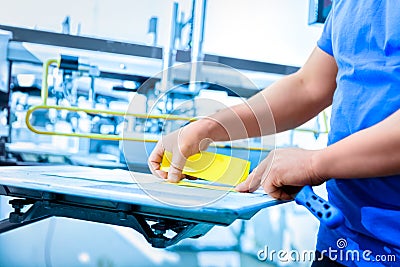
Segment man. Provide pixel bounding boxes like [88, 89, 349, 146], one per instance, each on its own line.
[148, 0, 400, 266]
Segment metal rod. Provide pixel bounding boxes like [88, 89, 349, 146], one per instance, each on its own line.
[160, 2, 179, 93]
[189, 0, 207, 92]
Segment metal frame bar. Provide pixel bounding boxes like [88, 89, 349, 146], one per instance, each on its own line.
[0, 25, 163, 60]
[203, 54, 299, 75]
[176, 50, 300, 75]
[0, 196, 213, 248]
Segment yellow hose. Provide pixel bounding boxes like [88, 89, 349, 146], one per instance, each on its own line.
[41, 59, 60, 105]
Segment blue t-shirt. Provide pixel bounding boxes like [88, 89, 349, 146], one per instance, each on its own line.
[316, 0, 400, 266]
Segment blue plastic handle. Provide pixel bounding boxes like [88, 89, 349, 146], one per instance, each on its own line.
[295, 185, 344, 229]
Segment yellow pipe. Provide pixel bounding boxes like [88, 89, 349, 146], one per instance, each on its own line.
[25, 105, 193, 141]
[294, 128, 328, 134]
[26, 105, 195, 121]
[322, 110, 329, 132]
[41, 59, 60, 105]
[28, 57, 276, 152]
[25, 105, 270, 151]
[294, 111, 330, 135]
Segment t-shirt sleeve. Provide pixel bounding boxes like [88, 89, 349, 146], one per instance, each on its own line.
[317, 11, 334, 56]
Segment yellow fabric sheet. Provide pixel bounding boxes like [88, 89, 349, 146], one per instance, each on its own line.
[160, 151, 250, 191]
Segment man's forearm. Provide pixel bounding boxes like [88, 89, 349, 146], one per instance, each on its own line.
[202, 73, 332, 142]
[314, 109, 400, 179]
[202, 47, 337, 142]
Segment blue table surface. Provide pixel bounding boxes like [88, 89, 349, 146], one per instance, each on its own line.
[0, 166, 283, 225]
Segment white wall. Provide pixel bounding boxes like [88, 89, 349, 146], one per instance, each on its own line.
[0, 0, 191, 47]
[203, 0, 323, 66]
[0, 0, 322, 66]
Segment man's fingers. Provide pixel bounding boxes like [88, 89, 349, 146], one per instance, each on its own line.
[261, 177, 296, 200]
[265, 188, 294, 200]
[167, 150, 187, 183]
[155, 170, 168, 179]
[148, 142, 164, 177]
[167, 165, 184, 182]
[235, 168, 262, 192]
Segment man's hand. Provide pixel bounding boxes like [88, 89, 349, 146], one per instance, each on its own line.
[147, 119, 214, 182]
[235, 148, 326, 200]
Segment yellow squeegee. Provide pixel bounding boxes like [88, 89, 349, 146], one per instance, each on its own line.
[160, 151, 250, 189]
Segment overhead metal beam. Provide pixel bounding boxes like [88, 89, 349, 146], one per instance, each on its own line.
[0, 25, 163, 59]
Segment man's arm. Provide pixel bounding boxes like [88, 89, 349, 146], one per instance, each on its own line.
[148, 47, 338, 182]
[205, 47, 338, 140]
[236, 108, 400, 200]
[314, 109, 400, 179]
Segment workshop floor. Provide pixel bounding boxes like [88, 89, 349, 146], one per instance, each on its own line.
[0, 217, 281, 267]
[170, 250, 276, 267]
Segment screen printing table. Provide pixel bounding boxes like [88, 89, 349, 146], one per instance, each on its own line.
[0, 166, 283, 248]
